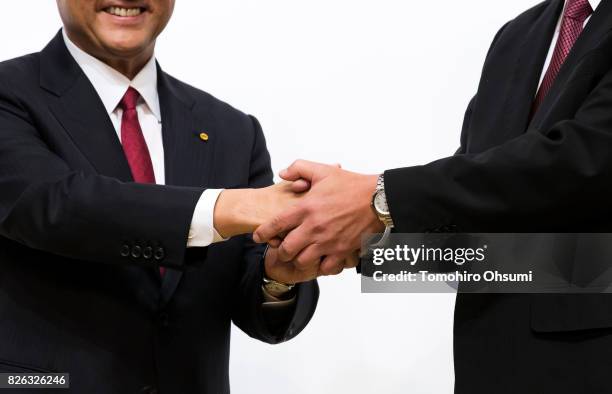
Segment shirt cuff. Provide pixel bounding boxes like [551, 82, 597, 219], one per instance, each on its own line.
[187, 189, 228, 247]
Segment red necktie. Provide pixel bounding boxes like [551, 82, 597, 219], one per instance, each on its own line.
[119, 87, 156, 184]
[119, 87, 165, 276]
[533, 0, 593, 111]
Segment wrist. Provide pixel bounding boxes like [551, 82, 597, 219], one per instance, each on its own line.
[214, 189, 259, 238]
[262, 275, 295, 299]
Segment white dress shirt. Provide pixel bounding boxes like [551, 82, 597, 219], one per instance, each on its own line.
[62, 30, 225, 248]
[537, 0, 601, 89]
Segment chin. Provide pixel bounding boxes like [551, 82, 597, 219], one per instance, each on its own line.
[100, 34, 152, 57]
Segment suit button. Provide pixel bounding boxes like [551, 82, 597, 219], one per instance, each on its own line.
[142, 246, 153, 259]
[154, 247, 165, 261]
[120, 244, 130, 257]
[131, 245, 142, 258]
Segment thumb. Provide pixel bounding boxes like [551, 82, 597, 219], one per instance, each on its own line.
[290, 179, 311, 193]
[279, 159, 325, 182]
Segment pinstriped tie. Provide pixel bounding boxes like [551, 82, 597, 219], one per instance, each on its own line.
[533, 0, 593, 111]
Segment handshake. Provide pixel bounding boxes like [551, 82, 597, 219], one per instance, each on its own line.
[213, 160, 386, 284]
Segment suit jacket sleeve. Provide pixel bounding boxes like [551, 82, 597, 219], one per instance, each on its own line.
[231, 116, 319, 344]
[0, 75, 203, 269]
[385, 63, 612, 234]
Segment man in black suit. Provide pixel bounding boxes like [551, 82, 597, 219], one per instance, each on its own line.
[0, 1, 334, 393]
[255, 0, 612, 392]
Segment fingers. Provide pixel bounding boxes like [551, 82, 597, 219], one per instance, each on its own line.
[279, 159, 319, 182]
[267, 237, 282, 248]
[343, 251, 360, 268]
[319, 255, 345, 276]
[253, 206, 302, 243]
[266, 229, 288, 248]
[298, 261, 321, 283]
[264, 248, 295, 284]
[293, 244, 324, 270]
[318, 252, 358, 277]
[290, 179, 311, 193]
[276, 226, 310, 262]
[265, 247, 321, 284]
[268, 249, 353, 283]
[279, 159, 331, 182]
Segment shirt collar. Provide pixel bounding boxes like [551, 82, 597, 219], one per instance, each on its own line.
[62, 29, 161, 121]
[555, 0, 601, 33]
[589, 0, 601, 11]
[565, 0, 601, 14]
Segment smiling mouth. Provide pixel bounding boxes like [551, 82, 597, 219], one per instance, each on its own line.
[104, 6, 146, 17]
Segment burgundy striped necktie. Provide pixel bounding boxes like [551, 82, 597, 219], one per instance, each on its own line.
[532, 0, 593, 112]
[119, 87, 165, 276]
[119, 87, 156, 184]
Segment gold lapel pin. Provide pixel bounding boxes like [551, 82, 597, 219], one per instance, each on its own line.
[198, 132, 209, 142]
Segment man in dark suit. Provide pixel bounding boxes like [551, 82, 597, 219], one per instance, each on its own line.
[0, 1, 329, 393]
[255, 0, 612, 392]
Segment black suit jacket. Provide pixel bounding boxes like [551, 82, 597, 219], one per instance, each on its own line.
[0, 31, 318, 394]
[385, 1, 612, 393]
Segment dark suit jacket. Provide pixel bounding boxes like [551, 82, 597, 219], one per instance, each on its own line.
[0, 31, 318, 394]
[384, 1, 612, 393]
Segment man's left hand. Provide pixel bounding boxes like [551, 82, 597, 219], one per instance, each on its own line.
[264, 246, 361, 284]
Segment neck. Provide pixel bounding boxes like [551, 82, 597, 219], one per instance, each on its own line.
[64, 30, 155, 80]
[101, 49, 154, 80]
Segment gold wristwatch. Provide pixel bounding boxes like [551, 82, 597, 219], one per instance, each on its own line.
[371, 174, 394, 243]
[262, 275, 295, 298]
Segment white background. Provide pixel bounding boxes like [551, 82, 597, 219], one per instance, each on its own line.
[0, 1, 537, 393]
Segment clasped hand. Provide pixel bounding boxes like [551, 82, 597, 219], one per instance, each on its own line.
[253, 160, 384, 284]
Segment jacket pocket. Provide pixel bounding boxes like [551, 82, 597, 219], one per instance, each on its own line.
[530, 294, 612, 332]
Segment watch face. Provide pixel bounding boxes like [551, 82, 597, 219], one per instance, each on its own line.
[374, 191, 390, 215]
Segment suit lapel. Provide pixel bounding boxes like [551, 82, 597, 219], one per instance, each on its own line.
[158, 67, 217, 188]
[530, 0, 612, 127]
[41, 31, 133, 182]
[501, 0, 564, 139]
[157, 68, 218, 305]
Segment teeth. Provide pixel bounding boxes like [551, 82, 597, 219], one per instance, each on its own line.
[106, 6, 142, 17]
